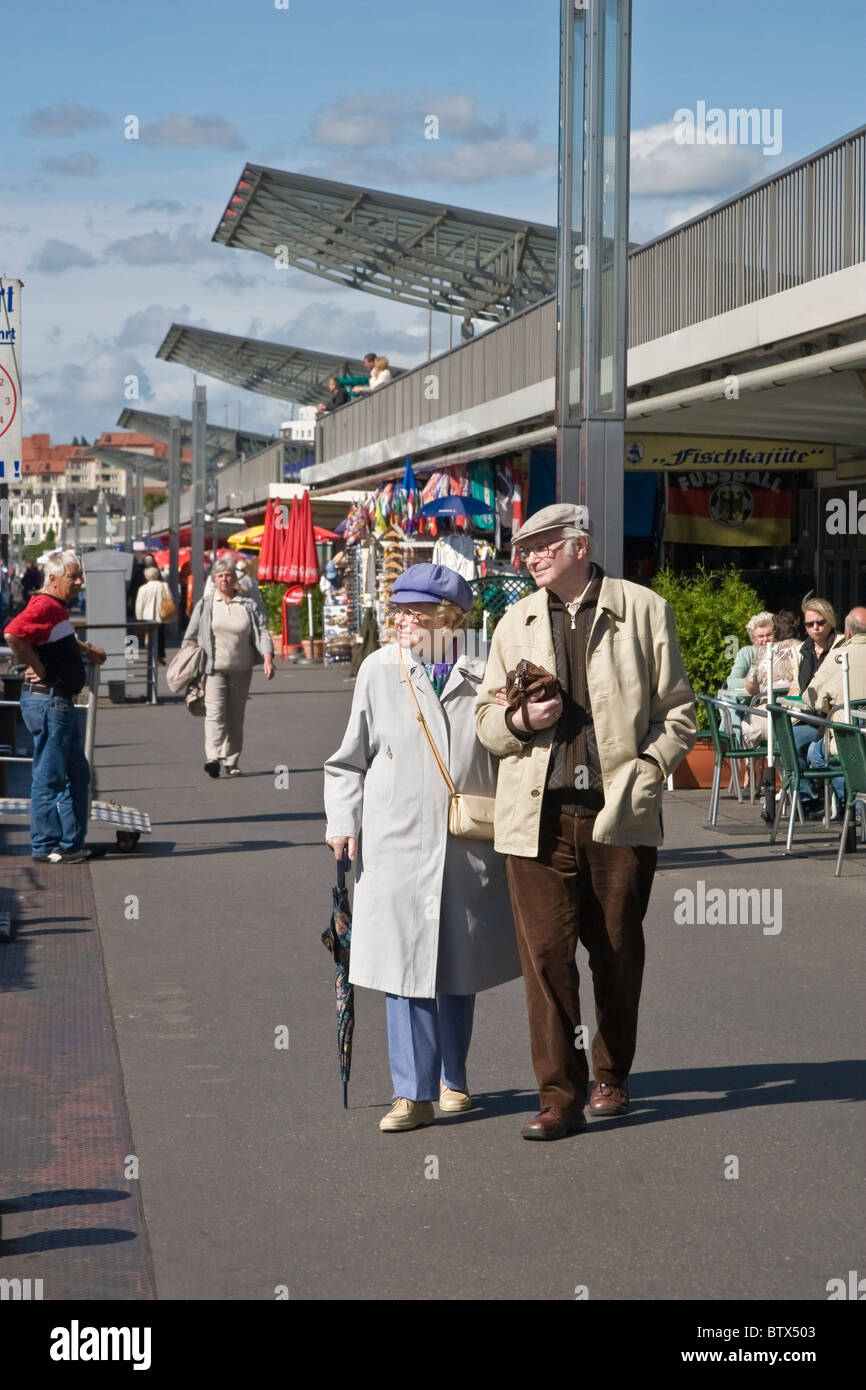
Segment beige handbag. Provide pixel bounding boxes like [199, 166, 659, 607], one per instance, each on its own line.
[398, 646, 496, 841]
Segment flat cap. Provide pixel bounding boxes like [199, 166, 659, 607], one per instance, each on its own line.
[391, 562, 474, 612]
[512, 503, 590, 545]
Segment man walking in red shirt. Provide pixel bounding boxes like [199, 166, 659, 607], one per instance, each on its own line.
[4, 551, 106, 863]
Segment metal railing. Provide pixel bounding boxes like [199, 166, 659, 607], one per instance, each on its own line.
[314, 125, 866, 471]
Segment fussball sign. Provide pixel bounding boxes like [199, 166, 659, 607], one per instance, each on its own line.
[0, 278, 22, 483]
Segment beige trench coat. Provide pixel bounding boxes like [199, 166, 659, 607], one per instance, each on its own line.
[324, 644, 520, 999]
[475, 580, 697, 855]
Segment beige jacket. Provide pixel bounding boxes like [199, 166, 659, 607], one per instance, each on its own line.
[801, 633, 866, 749]
[475, 579, 697, 854]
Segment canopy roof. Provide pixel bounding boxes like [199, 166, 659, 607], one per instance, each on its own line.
[213, 165, 556, 325]
[90, 445, 190, 485]
[156, 324, 396, 406]
[116, 408, 277, 468]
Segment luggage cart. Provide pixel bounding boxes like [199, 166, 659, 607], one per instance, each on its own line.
[0, 659, 152, 850]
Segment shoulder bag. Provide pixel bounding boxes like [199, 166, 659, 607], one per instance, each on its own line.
[160, 582, 178, 622]
[397, 645, 495, 841]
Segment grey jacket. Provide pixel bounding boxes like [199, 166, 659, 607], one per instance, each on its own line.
[185, 594, 274, 675]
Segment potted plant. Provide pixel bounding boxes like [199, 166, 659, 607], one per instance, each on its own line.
[651, 564, 763, 789]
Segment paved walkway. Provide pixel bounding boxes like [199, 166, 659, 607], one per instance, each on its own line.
[2, 662, 864, 1300]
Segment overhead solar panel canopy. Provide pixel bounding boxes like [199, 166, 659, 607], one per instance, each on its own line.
[156, 324, 392, 406]
[116, 408, 277, 468]
[90, 445, 188, 485]
[213, 166, 556, 327]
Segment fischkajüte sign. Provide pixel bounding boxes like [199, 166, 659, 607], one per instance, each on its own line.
[625, 434, 833, 472]
[0, 278, 22, 484]
[664, 471, 793, 547]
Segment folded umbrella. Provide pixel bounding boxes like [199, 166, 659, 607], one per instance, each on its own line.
[321, 850, 354, 1109]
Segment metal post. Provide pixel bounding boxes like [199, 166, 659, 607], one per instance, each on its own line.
[124, 470, 134, 549]
[168, 415, 181, 619]
[191, 383, 207, 605]
[134, 462, 144, 545]
[73, 505, 80, 554]
[427, 308, 433, 361]
[96, 495, 107, 548]
[211, 472, 219, 564]
[556, 0, 631, 576]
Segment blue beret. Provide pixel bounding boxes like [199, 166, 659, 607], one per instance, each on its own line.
[391, 563, 474, 612]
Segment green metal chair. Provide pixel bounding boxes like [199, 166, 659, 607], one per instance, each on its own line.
[697, 694, 768, 826]
[829, 721, 866, 876]
[766, 704, 840, 853]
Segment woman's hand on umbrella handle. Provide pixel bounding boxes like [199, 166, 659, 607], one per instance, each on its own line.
[327, 835, 357, 863]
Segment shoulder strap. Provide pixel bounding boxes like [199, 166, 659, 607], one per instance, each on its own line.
[397, 644, 456, 796]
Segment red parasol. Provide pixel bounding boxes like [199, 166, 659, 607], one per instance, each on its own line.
[275, 496, 298, 583]
[296, 489, 319, 586]
[258, 499, 278, 581]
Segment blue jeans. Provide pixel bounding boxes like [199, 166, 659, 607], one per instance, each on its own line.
[385, 994, 475, 1101]
[20, 692, 90, 855]
[807, 737, 847, 810]
[793, 722, 821, 800]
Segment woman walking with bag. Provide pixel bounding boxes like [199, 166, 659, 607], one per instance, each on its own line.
[324, 564, 519, 1133]
[134, 564, 174, 664]
[184, 556, 274, 777]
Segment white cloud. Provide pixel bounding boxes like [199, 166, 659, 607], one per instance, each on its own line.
[202, 270, 267, 296]
[29, 239, 98, 273]
[140, 114, 246, 150]
[130, 198, 190, 215]
[630, 120, 764, 197]
[40, 152, 100, 178]
[105, 223, 218, 267]
[23, 101, 110, 137]
[262, 301, 430, 365]
[116, 304, 205, 348]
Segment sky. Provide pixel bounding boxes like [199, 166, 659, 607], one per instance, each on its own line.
[3, 0, 864, 445]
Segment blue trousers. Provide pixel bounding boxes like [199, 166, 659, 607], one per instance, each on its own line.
[20, 692, 90, 856]
[385, 993, 475, 1102]
[793, 722, 821, 800]
[807, 737, 847, 808]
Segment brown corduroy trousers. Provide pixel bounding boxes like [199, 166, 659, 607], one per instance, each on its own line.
[506, 801, 657, 1112]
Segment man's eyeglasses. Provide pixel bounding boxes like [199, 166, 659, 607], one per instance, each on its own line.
[515, 539, 568, 563]
[804, 619, 828, 629]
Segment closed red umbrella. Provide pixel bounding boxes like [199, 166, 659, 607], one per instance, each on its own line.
[297, 490, 319, 587]
[276, 496, 298, 583]
[258, 499, 278, 581]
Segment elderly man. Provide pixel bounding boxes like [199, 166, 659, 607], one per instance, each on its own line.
[804, 606, 866, 811]
[4, 550, 106, 863]
[476, 504, 696, 1140]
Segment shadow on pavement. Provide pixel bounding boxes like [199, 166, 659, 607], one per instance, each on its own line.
[0, 1227, 138, 1255]
[1, 1188, 131, 1213]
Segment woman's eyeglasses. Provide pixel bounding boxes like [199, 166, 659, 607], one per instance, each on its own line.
[386, 606, 435, 623]
[804, 619, 828, 629]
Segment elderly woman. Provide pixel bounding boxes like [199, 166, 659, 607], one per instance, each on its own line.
[790, 597, 840, 808]
[324, 563, 520, 1133]
[134, 564, 172, 664]
[724, 611, 775, 693]
[739, 611, 801, 749]
[185, 557, 274, 778]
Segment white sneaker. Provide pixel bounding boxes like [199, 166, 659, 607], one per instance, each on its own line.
[439, 1082, 472, 1113]
[379, 1098, 435, 1132]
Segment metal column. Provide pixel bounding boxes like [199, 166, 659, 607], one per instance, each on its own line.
[124, 470, 134, 549]
[190, 383, 207, 606]
[168, 415, 181, 617]
[134, 463, 144, 546]
[556, 0, 632, 576]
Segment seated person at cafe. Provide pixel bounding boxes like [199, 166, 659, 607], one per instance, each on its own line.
[739, 612, 800, 748]
[724, 611, 775, 692]
[789, 597, 842, 806]
[804, 606, 866, 815]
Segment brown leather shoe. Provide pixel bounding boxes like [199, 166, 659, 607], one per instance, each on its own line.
[589, 1081, 629, 1116]
[521, 1107, 587, 1141]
